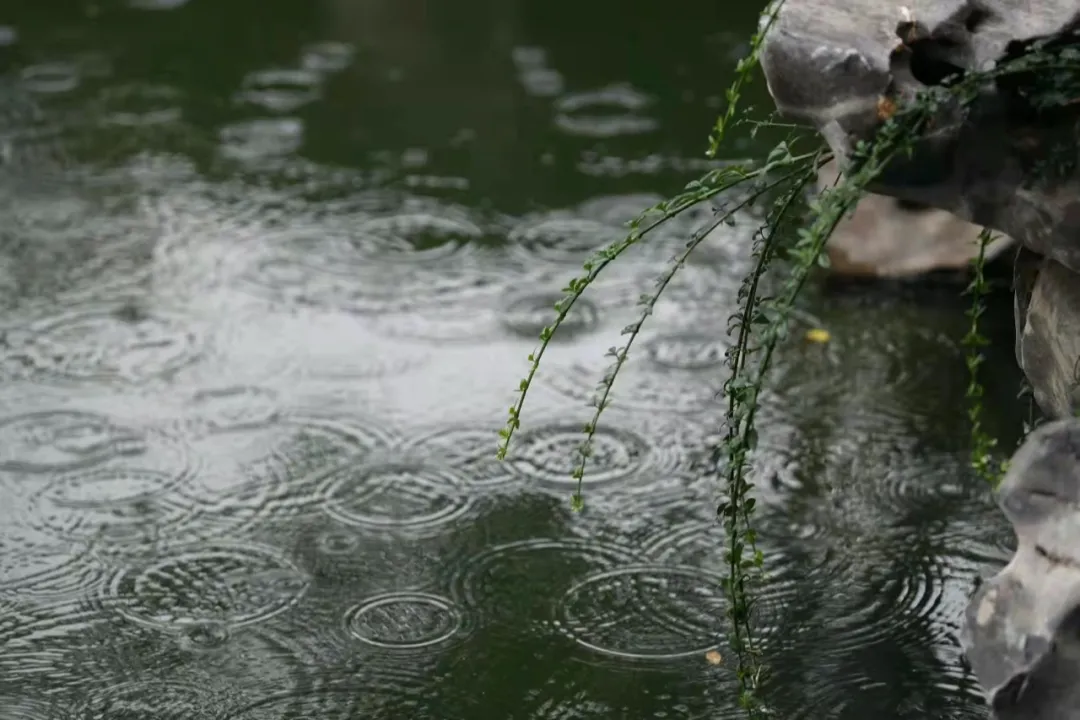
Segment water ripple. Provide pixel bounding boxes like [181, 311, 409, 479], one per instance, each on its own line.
[502, 200, 674, 304]
[300, 42, 355, 73]
[76, 679, 213, 719]
[0, 409, 144, 473]
[239, 203, 502, 317]
[0, 191, 157, 306]
[219, 118, 304, 163]
[235, 69, 322, 114]
[20, 63, 81, 95]
[96, 83, 183, 128]
[554, 84, 658, 138]
[291, 523, 462, 592]
[212, 308, 427, 387]
[447, 537, 644, 629]
[554, 564, 727, 661]
[508, 215, 627, 265]
[30, 461, 197, 548]
[771, 301, 965, 438]
[0, 407, 213, 555]
[316, 459, 476, 536]
[223, 680, 440, 720]
[0, 529, 101, 601]
[400, 425, 519, 489]
[544, 328, 728, 415]
[512, 46, 564, 98]
[504, 417, 702, 497]
[204, 414, 398, 527]
[344, 590, 470, 650]
[371, 282, 610, 344]
[100, 541, 310, 629]
[0, 698, 64, 720]
[0, 303, 203, 385]
[641, 519, 800, 642]
[186, 385, 281, 434]
[0, 601, 110, 686]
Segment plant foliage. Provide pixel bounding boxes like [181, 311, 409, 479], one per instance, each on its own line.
[496, 2, 1077, 715]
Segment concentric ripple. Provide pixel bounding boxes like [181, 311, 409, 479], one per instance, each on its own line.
[554, 564, 727, 660]
[293, 524, 460, 592]
[202, 415, 398, 527]
[344, 591, 467, 650]
[507, 215, 625, 265]
[187, 385, 281, 434]
[102, 542, 310, 629]
[371, 282, 614, 344]
[353, 210, 484, 260]
[76, 679, 210, 720]
[318, 461, 474, 534]
[234, 68, 322, 114]
[300, 42, 356, 73]
[0, 530, 101, 599]
[640, 519, 799, 639]
[770, 302, 967, 438]
[239, 205, 501, 316]
[96, 82, 182, 128]
[544, 329, 728, 415]
[400, 427, 519, 489]
[0, 410, 144, 473]
[812, 553, 950, 670]
[553, 84, 659, 138]
[504, 419, 699, 495]
[0, 187, 157, 304]
[0, 305, 202, 384]
[19, 63, 80, 95]
[3, 412, 206, 553]
[32, 464, 191, 544]
[506, 194, 675, 269]
[499, 289, 602, 340]
[448, 537, 644, 627]
[219, 118, 304, 163]
[502, 206, 667, 311]
[223, 681, 438, 720]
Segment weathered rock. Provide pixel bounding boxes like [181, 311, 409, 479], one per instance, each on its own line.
[818, 159, 1014, 277]
[963, 418, 1080, 719]
[1016, 257, 1080, 418]
[759, 0, 1080, 275]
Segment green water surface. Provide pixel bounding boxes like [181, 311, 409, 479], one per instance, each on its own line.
[0, 0, 1027, 717]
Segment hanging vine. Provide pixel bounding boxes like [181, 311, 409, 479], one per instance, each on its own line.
[497, 6, 1077, 716]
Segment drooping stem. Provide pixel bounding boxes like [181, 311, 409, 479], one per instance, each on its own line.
[963, 228, 1007, 486]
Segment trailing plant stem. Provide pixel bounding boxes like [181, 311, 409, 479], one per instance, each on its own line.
[964, 229, 1007, 486]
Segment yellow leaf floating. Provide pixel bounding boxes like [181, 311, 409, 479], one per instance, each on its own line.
[805, 328, 831, 344]
[705, 650, 724, 665]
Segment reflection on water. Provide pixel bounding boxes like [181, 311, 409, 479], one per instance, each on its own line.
[0, 0, 1023, 717]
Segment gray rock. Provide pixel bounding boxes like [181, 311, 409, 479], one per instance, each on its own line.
[758, 0, 1080, 274]
[1017, 257, 1080, 418]
[817, 158, 1014, 276]
[963, 418, 1080, 719]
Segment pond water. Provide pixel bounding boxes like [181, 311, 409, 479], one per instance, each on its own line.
[0, 0, 1029, 717]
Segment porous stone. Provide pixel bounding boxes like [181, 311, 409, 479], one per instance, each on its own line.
[1016, 257, 1080, 418]
[759, 0, 1080, 274]
[963, 418, 1080, 719]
